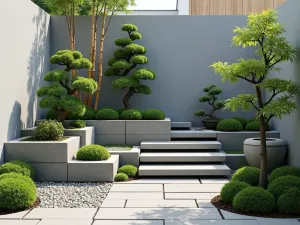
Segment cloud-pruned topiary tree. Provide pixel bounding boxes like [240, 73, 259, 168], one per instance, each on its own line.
[37, 50, 97, 122]
[211, 10, 298, 188]
[104, 24, 156, 109]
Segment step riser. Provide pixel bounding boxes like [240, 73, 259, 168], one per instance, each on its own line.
[140, 156, 226, 163]
[171, 122, 192, 129]
[141, 141, 221, 150]
[139, 170, 231, 176]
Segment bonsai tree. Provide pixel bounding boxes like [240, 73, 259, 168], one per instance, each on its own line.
[104, 24, 156, 109]
[211, 9, 298, 188]
[194, 85, 225, 121]
[37, 50, 97, 122]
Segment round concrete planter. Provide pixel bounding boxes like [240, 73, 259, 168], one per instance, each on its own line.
[243, 138, 287, 172]
[202, 119, 220, 130]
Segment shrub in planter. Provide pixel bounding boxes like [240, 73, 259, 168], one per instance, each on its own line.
[142, 109, 165, 120]
[277, 187, 300, 215]
[231, 117, 247, 128]
[67, 106, 96, 120]
[45, 109, 59, 120]
[0, 173, 36, 190]
[76, 144, 110, 161]
[120, 109, 142, 120]
[269, 166, 300, 183]
[95, 109, 119, 120]
[267, 175, 300, 199]
[217, 119, 243, 132]
[233, 187, 276, 213]
[232, 166, 260, 186]
[34, 120, 64, 141]
[115, 173, 129, 181]
[117, 108, 126, 116]
[220, 181, 250, 204]
[0, 178, 36, 211]
[0, 161, 35, 180]
[118, 165, 138, 178]
[245, 121, 270, 131]
[69, 120, 86, 128]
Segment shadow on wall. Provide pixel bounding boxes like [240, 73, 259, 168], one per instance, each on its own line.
[26, 8, 50, 127]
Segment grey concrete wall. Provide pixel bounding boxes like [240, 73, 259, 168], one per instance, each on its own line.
[271, 0, 300, 167]
[50, 15, 256, 126]
[0, 0, 50, 163]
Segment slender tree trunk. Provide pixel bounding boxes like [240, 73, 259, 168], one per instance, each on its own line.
[57, 111, 68, 123]
[123, 87, 135, 109]
[93, 6, 107, 110]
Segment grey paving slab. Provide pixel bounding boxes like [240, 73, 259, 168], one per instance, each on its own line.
[164, 184, 224, 193]
[125, 178, 200, 184]
[196, 200, 216, 208]
[0, 210, 29, 219]
[105, 192, 164, 200]
[200, 179, 229, 184]
[110, 184, 163, 192]
[125, 200, 197, 208]
[0, 221, 40, 225]
[95, 208, 222, 220]
[256, 218, 300, 225]
[101, 199, 126, 208]
[24, 208, 97, 219]
[38, 219, 93, 225]
[93, 220, 164, 225]
[165, 193, 211, 200]
[165, 220, 260, 225]
[220, 210, 255, 220]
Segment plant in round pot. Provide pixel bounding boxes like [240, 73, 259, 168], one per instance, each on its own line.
[194, 85, 225, 129]
[211, 9, 298, 188]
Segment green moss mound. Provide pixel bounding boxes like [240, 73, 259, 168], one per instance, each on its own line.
[69, 120, 86, 128]
[0, 178, 36, 211]
[118, 165, 138, 178]
[115, 173, 129, 181]
[34, 120, 64, 141]
[232, 166, 260, 186]
[0, 173, 36, 190]
[142, 109, 165, 120]
[120, 109, 142, 120]
[267, 175, 300, 199]
[233, 187, 276, 213]
[76, 144, 110, 161]
[269, 166, 300, 183]
[231, 117, 247, 128]
[277, 187, 300, 215]
[217, 119, 243, 132]
[220, 181, 250, 204]
[0, 161, 35, 180]
[95, 109, 119, 120]
[245, 121, 270, 131]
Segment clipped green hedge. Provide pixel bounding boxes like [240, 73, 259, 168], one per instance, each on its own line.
[118, 165, 138, 178]
[220, 181, 250, 204]
[0, 173, 36, 190]
[231, 117, 247, 128]
[76, 144, 110, 161]
[277, 187, 300, 215]
[120, 109, 142, 120]
[115, 173, 129, 181]
[245, 121, 270, 131]
[267, 175, 300, 199]
[269, 166, 300, 183]
[0, 161, 35, 180]
[34, 120, 64, 141]
[95, 109, 119, 120]
[217, 119, 243, 132]
[142, 109, 165, 120]
[232, 166, 260, 186]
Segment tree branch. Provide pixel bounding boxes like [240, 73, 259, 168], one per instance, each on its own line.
[104, 10, 116, 36]
[264, 89, 282, 106]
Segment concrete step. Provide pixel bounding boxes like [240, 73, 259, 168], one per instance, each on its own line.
[171, 122, 191, 130]
[139, 164, 231, 176]
[141, 141, 221, 150]
[140, 152, 226, 162]
[171, 130, 216, 139]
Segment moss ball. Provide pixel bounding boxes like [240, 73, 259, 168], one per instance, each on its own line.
[34, 120, 64, 141]
[118, 165, 138, 178]
[231, 117, 247, 128]
[220, 181, 250, 204]
[0, 161, 35, 180]
[232, 166, 260, 186]
[76, 144, 110, 161]
[142, 109, 165, 120]
[269, 166, 300, 183]
[233, 187, 276, 213]
[69, 120, 86, 128]
[217, 119, 243, 132]
[115, 173, 129, 182]
[120, 109, 142, 120]
[277, 187, 300, 215]
[95, 109, 119, 120]
[267, 175, 300, 199]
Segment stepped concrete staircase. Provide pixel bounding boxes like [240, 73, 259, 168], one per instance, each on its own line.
[138, 122, 231, 177]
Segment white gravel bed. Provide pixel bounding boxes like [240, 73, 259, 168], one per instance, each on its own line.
[105, 146, 132, 151]
[36, 182, 113, 208]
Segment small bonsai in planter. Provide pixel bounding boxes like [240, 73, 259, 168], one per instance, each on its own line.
[194, 85, 225, 129]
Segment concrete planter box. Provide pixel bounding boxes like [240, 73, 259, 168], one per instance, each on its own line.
[220, 151, 248, 170]
[216, 131, 280, 151]
[68, 155, 119, 182]
[108, 146, 140, 167]
[21, 126, 95, 147]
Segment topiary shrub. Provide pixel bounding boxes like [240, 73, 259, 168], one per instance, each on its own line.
[69, 120, 86, 128]
[118, 165, 138, 178]
[233, 187, 276, 213]
[95, 109, 119, 120]
[269, 166, 300, 183]
[245, 121, 270, 131]
[220, 181, 250, 204]
[0, 161, 35, 180]
[142, 109, 165, 120]
[115, 173, 129, 182]
[267, 175, 300, 199]
[0, 178, 36, 211]
[117, 108, 126, 116]
[216, 119, 243, 132]
[0, 173, 36, 190]
[231, 117, 247, 128]
[34, 120, 64, 141]
[277, 187, 300, 215]
[232, 166, 260, 186]
[76, 144, 110, 161]
[45, 109, 59, 120]
[120, 109, 142, 120]
[67, 106, 96, 120]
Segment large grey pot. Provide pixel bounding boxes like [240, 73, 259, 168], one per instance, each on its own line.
[243, 138, 287, 172]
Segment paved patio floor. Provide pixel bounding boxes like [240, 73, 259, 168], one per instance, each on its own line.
[1, 178, 300, 225]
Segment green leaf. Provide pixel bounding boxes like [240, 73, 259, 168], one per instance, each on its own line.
[114, 50, 129, 59]
[194, 109, 205, 117]
[131, 55, 148, 64]
[199, 96, 212, 102]
[130, 32, 142, 40]
[58, 96, 86, 115]
[115, 38, 133, 46]
[112, 77, 140, 89]
[112, 60, 131, 70]
[104, 68, 120, 77]
[72, 77, 97, 93]
[258, 79, 298, 95]
[39, 96, 59, 108]
[47, 86, 67, 97]
[122, 24, 138, 32]
[44, 70, 69, 82]
[132, 69, 156, 80]
[124, 44, 146, 55]
[225, 94, 257, 112]
[136, 85, 151, 95]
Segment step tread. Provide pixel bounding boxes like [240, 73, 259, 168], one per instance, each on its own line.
[141, 141, 221, 150]
[140, 152, 225, 157]
[171, 130, 217, 138]
[139, 164, 230, 170]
